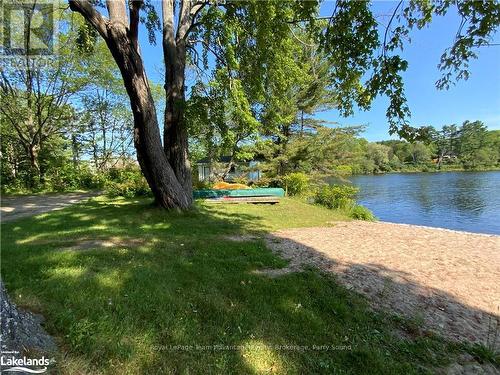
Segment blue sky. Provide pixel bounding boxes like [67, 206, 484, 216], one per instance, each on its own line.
[138, 1, 500, 142]
[318, 1, 500, 141]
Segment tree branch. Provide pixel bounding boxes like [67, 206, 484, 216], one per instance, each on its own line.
[178, 1, 207, 42]
[383, 0, 403, 58]
[68, 0, 109, 40]
[106, 0, 128, 26]
[188, 39, 227, 67]
[162, 0, 176, 64]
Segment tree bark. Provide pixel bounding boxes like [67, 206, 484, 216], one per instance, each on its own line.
[27, 143, 40, 185]
[163, 44, 192, 198]
[162, 0, 193, 199]
[71, 134, 79, 168]
[0, 279, 57, 354]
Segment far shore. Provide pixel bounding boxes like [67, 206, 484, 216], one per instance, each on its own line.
[338, 166, 500, 177]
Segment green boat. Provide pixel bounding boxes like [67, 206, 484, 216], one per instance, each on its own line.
[193, 188, 285, 199]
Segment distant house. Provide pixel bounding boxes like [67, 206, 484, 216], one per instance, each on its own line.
[196, 156, 262, 182]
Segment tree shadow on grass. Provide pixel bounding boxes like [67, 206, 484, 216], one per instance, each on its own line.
[0, 197, 498, 374]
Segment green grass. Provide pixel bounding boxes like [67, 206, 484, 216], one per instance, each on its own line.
[0, 196, 489, 374]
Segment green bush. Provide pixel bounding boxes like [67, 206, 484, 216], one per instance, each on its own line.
[46, 164, 105, 191]
[249, 177, 285, 188]
[314, 184, 359, 209]
[193, 179, 212, 190]
[349, 204, 376, 221]
[283, 172, 310, 196]
[231, 175, 250, 185]
[334, 165, 353, 176]
[105, 168, 151, 198]
[250, 177, 270, 187]
[105, 180, 151, 198]
[314, 184, 375, 221]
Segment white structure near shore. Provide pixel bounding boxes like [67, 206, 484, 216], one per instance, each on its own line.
[196, 156, 262, 182]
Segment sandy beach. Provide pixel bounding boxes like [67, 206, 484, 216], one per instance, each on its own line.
[264, 221, 500, 348]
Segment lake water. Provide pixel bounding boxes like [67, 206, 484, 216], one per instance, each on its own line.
[346, 171, 500, 235]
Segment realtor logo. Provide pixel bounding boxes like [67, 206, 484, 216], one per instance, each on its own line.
[1, 352, 51, 373]
[1, 1, 56, 56]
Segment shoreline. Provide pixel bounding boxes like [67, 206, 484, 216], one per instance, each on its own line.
[378, 220, 500, 237]
[353, 167, 500, 176]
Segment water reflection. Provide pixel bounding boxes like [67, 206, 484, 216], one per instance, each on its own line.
[345, 171, 500, 234]
[449, 176, 486, 214]
[409, 175, 434, 213]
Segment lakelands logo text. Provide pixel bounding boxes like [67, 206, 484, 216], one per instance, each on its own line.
[1, 354, 50, 373]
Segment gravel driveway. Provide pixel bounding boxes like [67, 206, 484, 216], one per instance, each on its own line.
[0, 192, 101, 223]
[264, 221, 500, 348]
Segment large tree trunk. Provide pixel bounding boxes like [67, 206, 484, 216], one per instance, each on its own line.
[69, 0, 192, 209]
[162, 0, 193, 200]
[108, 32, 191, 209]
[164, 42, 192, 199]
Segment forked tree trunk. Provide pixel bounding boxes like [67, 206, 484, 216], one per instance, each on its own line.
[106, 30, 191, 209]
[69, 0, 192, 209]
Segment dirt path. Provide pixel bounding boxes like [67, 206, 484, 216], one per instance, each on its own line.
[0, 192, 101, 223]
[263, 221, 500, 348]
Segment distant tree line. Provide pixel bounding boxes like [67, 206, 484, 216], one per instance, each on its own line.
[246, 120, 500, 181]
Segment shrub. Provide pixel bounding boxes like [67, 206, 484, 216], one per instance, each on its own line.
[106, 180, 151, 198]
[283, 172, 310, 196]
[315, 184, 376, 221]
[349, 204, 376, 221]
[334, 165, 353, 176]
[250, 177, 269, 187]
[314, 184, 359, 209]
[78, 168, 107, 189]
[193, 179, 212, 190]
[46, 164, 105, 191]
[249, 176, 283, 188]
[105, 168, 151, 198]
[105, 167, 142, 184]
[106, 167, 124, 182]
[232, 176, 249, 185]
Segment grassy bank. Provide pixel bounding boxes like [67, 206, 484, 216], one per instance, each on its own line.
[0, 197, 492, 374]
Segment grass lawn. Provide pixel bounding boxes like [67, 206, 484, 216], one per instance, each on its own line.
[0, 196, 487, 374]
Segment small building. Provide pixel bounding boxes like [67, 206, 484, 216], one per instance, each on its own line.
[197, 156, 262, 182]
